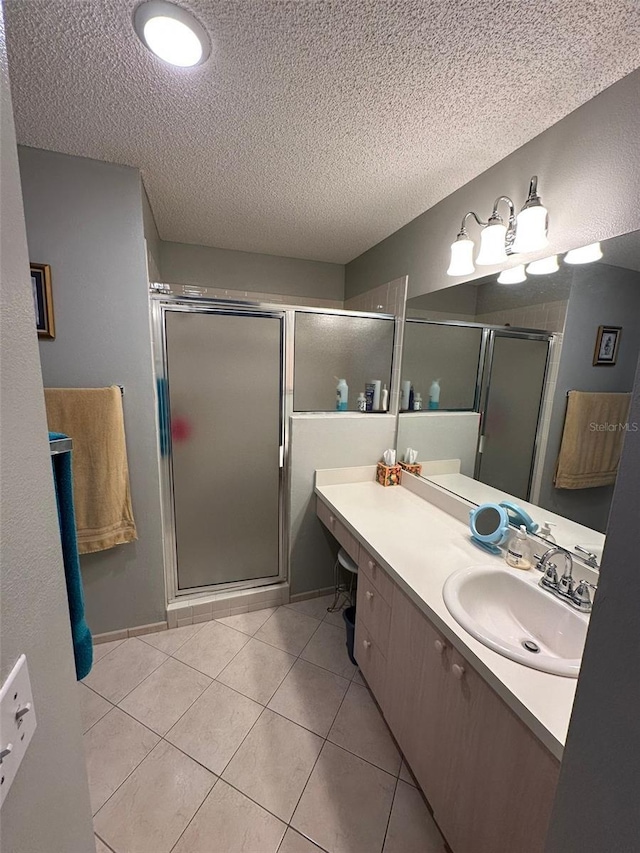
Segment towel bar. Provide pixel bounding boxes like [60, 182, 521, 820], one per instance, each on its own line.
[50, 437, 73, 455]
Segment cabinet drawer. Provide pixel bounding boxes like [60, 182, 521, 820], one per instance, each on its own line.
[354, 618, 387, 702]
[356, 571, 391, 655]
[316, 498, 360, 563]
[358, 547, 395, 605]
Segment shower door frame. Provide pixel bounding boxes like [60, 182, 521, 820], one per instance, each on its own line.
[151, 294, 293, 603]
[474, 328, 552, 501]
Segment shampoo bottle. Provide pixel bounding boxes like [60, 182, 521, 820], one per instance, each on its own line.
[506, 525, 532, 570]
[357, 392, 367, 412]
[336, 378, 348, 412]
[413, 392, 423, 411]
[380, 384, 389, 412]
[429, 379, 441, 410]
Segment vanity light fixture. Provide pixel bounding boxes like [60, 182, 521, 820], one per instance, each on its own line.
[526, 255, 559, 275]
[134, 0, 211, 67]
[564, 242, 603, 264]
[446, 212, 483, 277]
[497, 264, 527, 284]
[511, 177, 549, 254]
[447, 176, 548, 276]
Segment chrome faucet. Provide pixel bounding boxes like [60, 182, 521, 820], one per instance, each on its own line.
[536, 546, 573, 595]
[534, 546, 596, 613]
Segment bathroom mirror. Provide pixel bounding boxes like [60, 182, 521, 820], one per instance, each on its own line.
[397, 228, 640, 564]
[294, 310, 395, 412]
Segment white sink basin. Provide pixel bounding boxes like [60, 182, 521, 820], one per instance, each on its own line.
[443, 566, 589, 677]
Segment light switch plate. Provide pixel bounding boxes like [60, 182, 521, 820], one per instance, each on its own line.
[0, 654, 37, 808]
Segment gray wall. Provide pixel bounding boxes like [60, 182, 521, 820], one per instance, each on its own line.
[346, 69, 640, 300]
[0, 28, 94, 853]
[545, 358, 640, 852]
[160, 239, 345, 301]
[538, 263, 640, 532]
[19, 146, 166, 634]
[289, 414, 396, 596]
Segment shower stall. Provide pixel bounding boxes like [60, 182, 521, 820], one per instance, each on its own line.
[150, 292, 396, 605]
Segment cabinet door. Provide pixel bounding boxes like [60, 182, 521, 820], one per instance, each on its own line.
[435, 648, 560, 853]
[384, 584, 451, 807]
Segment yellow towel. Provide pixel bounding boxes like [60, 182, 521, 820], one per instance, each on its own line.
[554, 390, 631, 489]
[44, 387, 138, 553]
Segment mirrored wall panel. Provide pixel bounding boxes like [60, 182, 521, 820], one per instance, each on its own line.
[397, 229, 640, 565]
[401, 321, 483, 411]
[294, 311, 395, 412]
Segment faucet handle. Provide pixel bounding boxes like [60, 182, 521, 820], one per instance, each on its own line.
[540, 563, 558, 591]
[572, 579, 597, 612]
[574, 545, 599, 568]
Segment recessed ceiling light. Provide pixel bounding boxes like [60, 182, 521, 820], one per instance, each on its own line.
[134, 1, 211, 67]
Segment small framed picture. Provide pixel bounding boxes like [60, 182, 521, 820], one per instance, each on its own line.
[31, 263, 55, 339]
[593, 325, 621, 366]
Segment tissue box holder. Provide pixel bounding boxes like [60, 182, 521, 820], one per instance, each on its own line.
[376, 462, 401, 487]
[399, 461, 423, 477]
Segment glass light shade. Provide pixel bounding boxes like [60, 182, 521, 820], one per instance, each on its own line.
[476, 223, 508, 265]
[564, 242, 603, 264]
[526, 255, 559, 275]
[497, 264, 527, 284]
[134, 1, 211, 67]
[447, 238, 475, 276]
[144, 16, 203, 65]
[512, 206, 549, 254]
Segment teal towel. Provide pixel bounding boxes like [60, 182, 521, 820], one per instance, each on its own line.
[49, 431, 93, 680]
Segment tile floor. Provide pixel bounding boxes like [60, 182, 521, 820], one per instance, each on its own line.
[81, 595, 447, 853]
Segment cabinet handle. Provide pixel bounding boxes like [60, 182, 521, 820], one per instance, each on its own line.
[329, 514, 335, 527]
[452, 663, 465, 680]
[366, 590, 374, 600]
[368, 560, 375, 571]
[363, 639, 372, 649]
[434, 639, 445, 654]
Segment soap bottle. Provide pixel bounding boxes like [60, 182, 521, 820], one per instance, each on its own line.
[408, 386, 415, 411]
[429, 379, 441, 410]
[413, 392, 423, 411]
[357, 391, 367, 412]
[539, 521, 557, 544]
[506, 525, 532, 570]
[336, 378, 348, 412]
[380, 384, 389, 412]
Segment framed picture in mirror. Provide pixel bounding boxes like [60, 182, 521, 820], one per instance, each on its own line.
[31, 262, 55, 339]
[593, 325, 621, 366]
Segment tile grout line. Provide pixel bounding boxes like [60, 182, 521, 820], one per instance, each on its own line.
[380, 775, 401, 853]
[90, 603, 400, 853]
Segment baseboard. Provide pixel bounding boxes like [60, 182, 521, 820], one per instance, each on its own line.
[93, 621, 168, 644]
[288, 586, 334, 604]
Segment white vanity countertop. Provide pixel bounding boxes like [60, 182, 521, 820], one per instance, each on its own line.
[315, 475, 579, 760]
[426, 471, 605, 559]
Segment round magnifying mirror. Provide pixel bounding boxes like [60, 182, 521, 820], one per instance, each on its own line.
[469, 503, 510, 554]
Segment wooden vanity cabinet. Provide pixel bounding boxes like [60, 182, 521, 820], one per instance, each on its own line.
[316, 498, 560, 853]
[384, 583, 560, 853]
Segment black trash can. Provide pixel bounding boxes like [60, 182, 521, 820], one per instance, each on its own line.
[343, 605, 357, 666]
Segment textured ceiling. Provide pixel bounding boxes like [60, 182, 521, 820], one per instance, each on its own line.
[4, 1, 639, 264]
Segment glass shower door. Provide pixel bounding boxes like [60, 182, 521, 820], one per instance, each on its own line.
[476, 332, 550, 500]
[164, 308, 284, 591]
